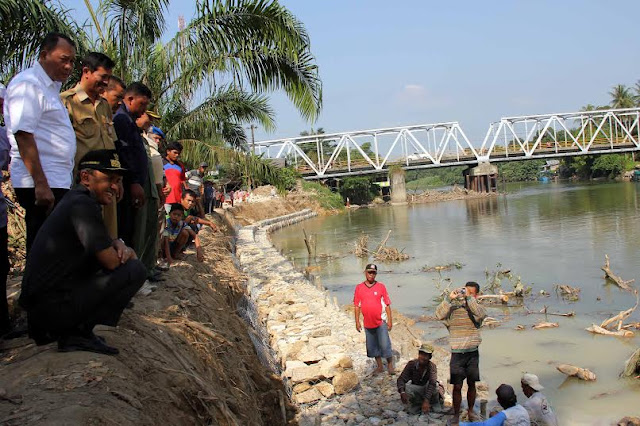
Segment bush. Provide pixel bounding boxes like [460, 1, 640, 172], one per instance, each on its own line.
[339, 176, 377, 204]
[498, 160, 545, 182]
[301, 181, 344, 210]
[278, 167, 301, 190]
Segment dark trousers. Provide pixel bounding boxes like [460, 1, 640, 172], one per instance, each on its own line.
[27, 259, 146, 345]
[117, 185, 135, 246]
[0, 227, 9, 333]
[14, 188, 68, 254]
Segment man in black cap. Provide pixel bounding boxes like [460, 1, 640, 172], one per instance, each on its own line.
[353, 263, 395, 374]
[19, 149, 146, 355]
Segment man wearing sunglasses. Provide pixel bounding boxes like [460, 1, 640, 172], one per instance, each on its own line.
[354, 263, 395, 375]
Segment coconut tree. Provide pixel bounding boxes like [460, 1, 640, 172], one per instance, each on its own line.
[0, 0, 88, 82]
[609, 84, 634, 109]
[633, 80, 640, 107]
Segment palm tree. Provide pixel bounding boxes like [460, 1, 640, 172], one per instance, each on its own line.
[633, 80, 640, 107]
[0, 0, 88, 82]
[609, 84, 634, 109]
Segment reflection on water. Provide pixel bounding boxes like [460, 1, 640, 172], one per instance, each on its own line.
[271, 182, 640, 423]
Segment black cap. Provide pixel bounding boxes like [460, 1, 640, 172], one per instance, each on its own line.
[365, 263, 377, 272]
[78, 149, 127, 174]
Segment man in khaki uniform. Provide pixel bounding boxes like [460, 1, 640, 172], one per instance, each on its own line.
[61, 52, 119, 238]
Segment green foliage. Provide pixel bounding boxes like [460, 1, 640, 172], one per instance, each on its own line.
[405, 167, 465, 189]
[0, 0, 89, 83]
[339, 176, 377, 205]
[498, 160, 545, 182]
[562, 153, 635, 179]
[301, 181, 344, 210]
[278, 167, 301, 191]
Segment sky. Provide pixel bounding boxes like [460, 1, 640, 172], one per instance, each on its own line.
[63, 0, 640, 144]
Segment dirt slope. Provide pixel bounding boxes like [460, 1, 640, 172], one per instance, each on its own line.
[0, 214, 295, 425]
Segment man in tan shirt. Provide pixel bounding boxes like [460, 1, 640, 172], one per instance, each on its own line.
[61, 52, 119, 238]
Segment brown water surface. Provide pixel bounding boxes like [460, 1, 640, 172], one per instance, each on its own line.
[271, 181, 640, 424]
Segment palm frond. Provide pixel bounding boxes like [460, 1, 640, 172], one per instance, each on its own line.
[166, 86, 274, 143]
[0, 0, 89, 82]
[163, 0, 322, 121]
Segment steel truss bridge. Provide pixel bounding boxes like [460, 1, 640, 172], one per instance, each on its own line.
[253, 108, 640, 179]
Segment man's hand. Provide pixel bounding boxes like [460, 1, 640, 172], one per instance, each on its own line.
[113, 239, 137, 264]
[400, 392, 408, 404]
[34, 181, 55, 214]
[196, 246, 204, 262]
[130, 183, 145, 208]
[421, 400, 430, 414]
[449, 288, 465, 300]
[355, 322, 362, 333]
[387, 321, 393, 331]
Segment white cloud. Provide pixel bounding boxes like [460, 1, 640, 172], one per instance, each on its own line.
[393, 84, 452, 109]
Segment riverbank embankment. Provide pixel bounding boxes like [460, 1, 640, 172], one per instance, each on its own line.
[235, 209, 476, 425]
[0, 213, 295, 425]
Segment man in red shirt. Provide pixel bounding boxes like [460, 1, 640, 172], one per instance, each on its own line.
[354, 263, 394, 375]
[162, 141, 186, 213]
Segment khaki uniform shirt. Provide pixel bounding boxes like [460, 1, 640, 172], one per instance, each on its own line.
[60, 85, 117, 174]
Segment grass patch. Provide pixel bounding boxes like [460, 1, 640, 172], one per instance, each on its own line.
[301, 181, 345, 211]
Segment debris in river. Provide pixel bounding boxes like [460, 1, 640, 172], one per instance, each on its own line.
[515, 325, 526, 331]
[620, 348, 640, 378]
[602, 254, 635, 292]
[588, 290, 639, 337]
[554, 284, 581, 301]
[586, 324, 634, 338]
[533, 322, 559, 330]
[556, 364, 597, 381]
[482, 317, 501, 328]
[527, 306, 575, 317]
[353, 233, 369, 258]
[477, 294, 509, 304]
[372, 230, 409, 262]
[422, 262, 464, 272]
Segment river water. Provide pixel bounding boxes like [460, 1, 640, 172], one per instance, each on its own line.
[271, 181, 640, 425]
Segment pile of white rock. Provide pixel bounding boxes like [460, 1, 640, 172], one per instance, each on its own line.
[235, 210, 461, 425]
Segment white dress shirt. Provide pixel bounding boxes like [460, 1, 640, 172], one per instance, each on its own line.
[4, 62, 76, 188]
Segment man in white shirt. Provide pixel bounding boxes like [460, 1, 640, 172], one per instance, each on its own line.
[521, 373, 558, 426]
[4, 33, 77, 252]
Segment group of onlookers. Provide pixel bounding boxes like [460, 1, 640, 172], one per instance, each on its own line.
[0, 33, 216, 355]
[354, 266, 559, 425]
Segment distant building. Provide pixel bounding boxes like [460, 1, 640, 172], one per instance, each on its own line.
[541, 159, 560, 173]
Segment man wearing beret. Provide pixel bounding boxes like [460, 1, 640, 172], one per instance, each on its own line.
[397, 343, 441, 414]
[19, 149, 146, 355]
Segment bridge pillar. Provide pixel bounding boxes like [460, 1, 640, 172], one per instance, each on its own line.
[390, 168, 407, 204]
[464, 163, 498, 192]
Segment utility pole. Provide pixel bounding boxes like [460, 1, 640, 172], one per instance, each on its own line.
[249, 124, 257, 154]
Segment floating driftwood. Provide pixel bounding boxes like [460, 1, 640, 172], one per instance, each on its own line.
[557, 364, 597, 381]
[555, 284, 581, 301]
[477, 294, 509, 304]
[533, 322, 559, 330]
[588, 290, 639, 337]
[586, 324, 634, 338]
[621, 348, 640, 378]
[372, 230, 409, 262]
[482, 317, 501, 328]
[422, 262, 463, 273]
[526, 306, 575, 317]
[353, 234, 369, 258]
[602, 255, 635, 292]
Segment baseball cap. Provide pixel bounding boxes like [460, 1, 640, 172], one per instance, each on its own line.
[418, 343, 434, 354]
[78, 149, 127, 174]
[365, 263, 377, 272]
[521, 373, 544, 391]
[200, 162, 208, 168]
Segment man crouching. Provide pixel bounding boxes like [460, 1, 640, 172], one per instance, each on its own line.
[19, 150, 146, 355]
[397, 343, 441, 415]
